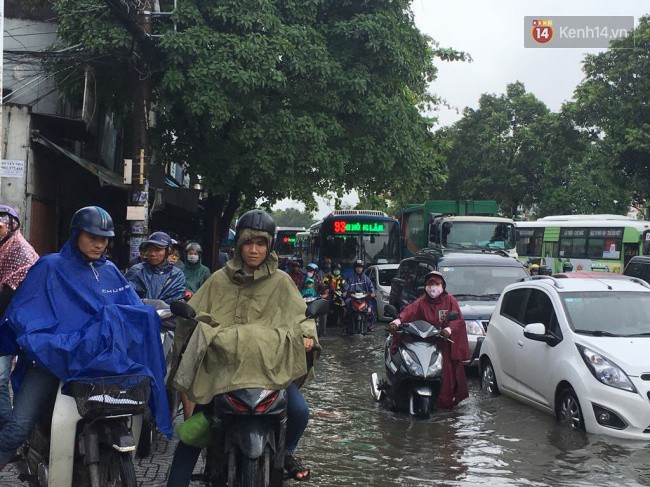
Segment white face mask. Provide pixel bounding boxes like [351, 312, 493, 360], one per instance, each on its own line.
[187, 255, 199, 264]
[426, 284, 443, 299]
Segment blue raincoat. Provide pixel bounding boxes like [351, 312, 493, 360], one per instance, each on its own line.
[125, 261, 186, 304]
[0, 239, 172, 436]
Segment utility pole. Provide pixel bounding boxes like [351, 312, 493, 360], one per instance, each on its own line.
[127, 0, 153, 261]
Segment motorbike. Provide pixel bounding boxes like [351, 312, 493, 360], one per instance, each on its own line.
[370, 305, 459, 418]
[326, 289, 346, 329]
[135, 299, 183, 457]
[346, 292, 372, 335]
[173, 298, 329, 486]
[15, 374, 148, 486]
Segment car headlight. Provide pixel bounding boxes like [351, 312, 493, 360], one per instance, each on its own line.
[427, 352, 442, 377]
[400, 349, 423, 375]
[465, 320, 485, 336]
[577, 345, 636, 393]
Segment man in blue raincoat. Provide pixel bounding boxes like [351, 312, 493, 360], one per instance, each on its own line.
[126, 231, 186, 303]
[0, 206, 171, 472]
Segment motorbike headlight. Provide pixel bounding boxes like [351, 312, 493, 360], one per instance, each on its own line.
[400, 349, 423, 375]
[427, 352, 442, 377]
[465, 320, 485, 336]
[577, 345, 636, 393]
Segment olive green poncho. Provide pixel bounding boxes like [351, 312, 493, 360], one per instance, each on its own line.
[171, 233, 320, 404]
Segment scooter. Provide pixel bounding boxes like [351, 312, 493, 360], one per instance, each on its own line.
[172, 299, 329, 486]
[326, 290, 345, 329]
[370, 305, 459, 418]
[15, 374, 148, 486]
[346, 292, 371, 335]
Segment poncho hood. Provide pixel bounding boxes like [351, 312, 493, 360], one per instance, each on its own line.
[0, 230, 38, 290]
[0, 239, 172, 436]
[171, 236, 320, 404]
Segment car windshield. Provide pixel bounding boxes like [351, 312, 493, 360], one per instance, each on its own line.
[561, 291, 650, 336]
[440, 265, 528, 300]
[378, 268, 397, 286]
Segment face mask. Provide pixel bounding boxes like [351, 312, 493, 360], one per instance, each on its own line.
[187, 255, 199, 264]
[426, 284, 443, 299]
[307, 271, 314, 278]
[333, 270, 341, 276]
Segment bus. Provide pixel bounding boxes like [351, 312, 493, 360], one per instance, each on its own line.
[400, 200, 517, 258]
[515, 215, 650, 274]
[274, 226, 305, 264]
[306, 210, 401, 276]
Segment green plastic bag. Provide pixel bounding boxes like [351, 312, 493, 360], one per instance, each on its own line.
[175, 412, 212, 448]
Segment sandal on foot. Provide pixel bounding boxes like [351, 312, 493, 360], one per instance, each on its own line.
[284, 454, 311, 481]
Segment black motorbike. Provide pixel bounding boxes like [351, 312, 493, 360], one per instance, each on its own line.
[345, 292, 371, 335]
[172, 299, 329, 486]
[326, 289, 345, 329]
[370, 305, 458, 418]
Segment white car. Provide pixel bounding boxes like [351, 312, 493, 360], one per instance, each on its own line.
[479, 275, 650, 439]
[364, 264, 399, 321]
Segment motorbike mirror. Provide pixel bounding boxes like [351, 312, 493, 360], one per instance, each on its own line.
[383, 304, 398, 319]
[306, 298, 330, 318]
[170, 300, 197, 319]
[444, 311, 460, 322]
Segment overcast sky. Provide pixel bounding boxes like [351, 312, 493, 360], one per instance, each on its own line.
[275, 0, 648, 219]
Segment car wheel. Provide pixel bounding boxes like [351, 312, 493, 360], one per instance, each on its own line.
[556, 387, 585, 431]
[481, 359, 499, 396]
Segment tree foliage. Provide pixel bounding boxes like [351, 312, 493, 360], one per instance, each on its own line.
[571, 16, 650, 202]
[271, 208, 315, 228]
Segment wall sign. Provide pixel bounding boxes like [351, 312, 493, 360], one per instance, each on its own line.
[0, 159, 25, 178]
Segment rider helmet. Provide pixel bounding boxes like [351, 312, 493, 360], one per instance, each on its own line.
[424, 270, 446, 289]
[353, 260, 364, 268]
[185, 242, 203, 254]
[70, 206, 115, 237]
[307, 263, 319, 271]
[144, 231, 173, 248]
[235, 210, 277, 245]
[332, 263, 342, 271]
[0, 205, 20, 231]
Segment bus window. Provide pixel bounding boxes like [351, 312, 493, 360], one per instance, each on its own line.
[516, 228, 543, 257]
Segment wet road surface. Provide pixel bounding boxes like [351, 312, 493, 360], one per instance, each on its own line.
[300, 329, 650, 486]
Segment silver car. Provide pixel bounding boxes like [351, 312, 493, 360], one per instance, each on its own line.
[364, 264, 400, 321]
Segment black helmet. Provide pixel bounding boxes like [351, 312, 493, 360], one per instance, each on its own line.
[70, 206, 115, 237]
[332, 263, 342, 271]
[353, 260, 364, 268]
[235, 210, 276, 243]
[186, 242, 203, 254]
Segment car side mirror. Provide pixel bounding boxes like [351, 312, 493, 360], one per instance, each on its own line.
[523, 322, 560, 346]
[306, 298, 330, 318]
[383, 304, 398, 319]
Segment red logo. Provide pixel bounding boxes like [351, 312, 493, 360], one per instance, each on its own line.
[531, 19, 554, 44]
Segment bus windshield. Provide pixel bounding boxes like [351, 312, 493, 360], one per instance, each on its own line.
[322, 221, 399, 265]
[443, 222, 516, 251]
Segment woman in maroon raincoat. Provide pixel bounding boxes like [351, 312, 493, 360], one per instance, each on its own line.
[389, 271, 470, 409]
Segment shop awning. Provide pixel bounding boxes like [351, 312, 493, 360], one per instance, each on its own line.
[31, 133, 129, 190]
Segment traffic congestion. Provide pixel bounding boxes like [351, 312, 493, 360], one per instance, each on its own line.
[0, 201, 650, 486]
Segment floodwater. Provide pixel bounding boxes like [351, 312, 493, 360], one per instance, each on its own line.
[301, 329, 650, 487]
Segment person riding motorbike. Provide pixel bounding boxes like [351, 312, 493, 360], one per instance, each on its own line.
[288, 257, 305, 289]
[0, 206, 171, 473]
[388, 271, 470, 409]
[346, 260, 376, 331]
[306, 262, 325, 294]
[182, 242, 211, 294]
[168, 239, 185, 270]
[529, 263, 540, 276]
[301, 277, 319, 299]
[0, 205, 38, 427]
[126, 231, 186, 304]
[167, 209, 320, 485]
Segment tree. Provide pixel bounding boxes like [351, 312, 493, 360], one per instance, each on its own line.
[271, 208, 315, 228]
[47, 0, 466, 263]
[440, 82, 551, 216]
[572, 16, 650, 203]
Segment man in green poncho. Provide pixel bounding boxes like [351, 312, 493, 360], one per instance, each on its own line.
[182, 242, 212, 294]
[167, 209, 319, 485]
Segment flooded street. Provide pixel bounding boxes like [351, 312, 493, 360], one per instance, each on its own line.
[301, 330, 650, 486]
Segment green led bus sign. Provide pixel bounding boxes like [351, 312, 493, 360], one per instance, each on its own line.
[333, 221, 385, 234]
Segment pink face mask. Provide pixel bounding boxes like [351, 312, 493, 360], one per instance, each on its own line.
[426, 284, 443, 299]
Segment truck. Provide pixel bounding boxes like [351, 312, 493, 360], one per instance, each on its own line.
[401, 200, 517, 258]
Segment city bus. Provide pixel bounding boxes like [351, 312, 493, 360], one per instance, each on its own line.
[274, 226, 305, 264]
[306, 210, 401, 277]
[515, 215, 650, 274]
